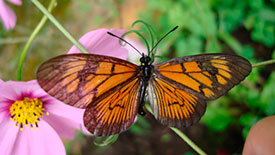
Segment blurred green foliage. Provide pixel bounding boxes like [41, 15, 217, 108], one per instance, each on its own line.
[0, 0, 274, 154]
[139, 0, 275, 139]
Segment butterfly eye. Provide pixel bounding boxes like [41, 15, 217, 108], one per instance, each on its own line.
[146, 57, 151, 62]
[140, 57, 145, 63]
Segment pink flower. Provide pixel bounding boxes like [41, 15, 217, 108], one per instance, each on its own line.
[0, 0, 22, 31]
[68, 28, 128, 59]
[0, 80, 84, 155]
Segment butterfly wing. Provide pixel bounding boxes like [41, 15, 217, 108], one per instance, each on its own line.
[84, 77, 141, 136]
[37, 53, 138, 109]
[37, 54, 141, 136]
[148, 78, 206, 128]
[149, 54, 251, 128]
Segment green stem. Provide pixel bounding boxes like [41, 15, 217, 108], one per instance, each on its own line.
[17, 0, 56, 81]
[170, 127, 207, 155]
[145, 104, 207, 155]
[31, 0, 89, 54]
[252, 59, 275, 68]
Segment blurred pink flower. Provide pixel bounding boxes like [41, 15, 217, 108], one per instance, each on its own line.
[0, 80, 84, 155]
[68, 28, 128, 59]
[0, 0, 22, 30]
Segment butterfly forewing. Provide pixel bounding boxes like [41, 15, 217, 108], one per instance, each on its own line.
[154, 54, 252, 100]
[150, 54, 251, 127]
[37, 54, 139, 109]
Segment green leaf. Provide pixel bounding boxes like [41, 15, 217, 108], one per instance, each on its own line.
[241, 45, 254, 60]
[246, 89, 264, 111]
[219, 33, 242, 54]
[201, 98, 234, 131]
[261, 72, 275, 115]
[94, 135, 119, 147]
[251, 20, 275, 47]
[154, 55, 170, 61]
[248, 0, 263, 10]
[206, 37, 221, 53]
[175, 36, 202, 57]
[258, 8, 275, 23]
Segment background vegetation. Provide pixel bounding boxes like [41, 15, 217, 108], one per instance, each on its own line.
[0, 0, 274, 154]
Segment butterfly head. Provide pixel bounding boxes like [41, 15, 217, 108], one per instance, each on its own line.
[140, 53, 151, 65]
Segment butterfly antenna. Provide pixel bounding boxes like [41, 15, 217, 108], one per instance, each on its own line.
[150, 26, 179, 55]
[107, 32, 143, 56]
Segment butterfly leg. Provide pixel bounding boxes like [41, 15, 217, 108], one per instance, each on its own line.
[138, 81, 147, 116]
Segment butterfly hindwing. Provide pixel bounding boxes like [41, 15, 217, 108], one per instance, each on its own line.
[148, 78, 206, 128]
[150, 54, 251, 127]
[37, 54, 139, 109]
[84, 77, 141, 136]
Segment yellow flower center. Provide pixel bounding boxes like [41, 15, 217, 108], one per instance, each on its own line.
[9, 98, 49, 131]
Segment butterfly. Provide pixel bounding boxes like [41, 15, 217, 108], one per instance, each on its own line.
[37, 27, 252, 136]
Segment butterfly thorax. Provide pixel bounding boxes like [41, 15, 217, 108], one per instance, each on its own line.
[138, 55, 152, 116]
[139, 55, 152, 81]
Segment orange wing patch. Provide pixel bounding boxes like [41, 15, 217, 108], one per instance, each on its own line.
[66, 78, 79, 93]
[96, 62, 113, 74]
[95, 72, 136, 97]
[157, 64, 182, 72]
[114, 64, 136, 73]
[84, 75, 109, 94]
[189, 73, 213, 88]
[62, 74, 78, 87]
[159, 72, 201, 92]
[84, 78, 141, 136]
[202, 88, 214, 98]
[183, 62, 201, 72]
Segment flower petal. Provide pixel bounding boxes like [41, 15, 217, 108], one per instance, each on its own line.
[43, 112, 83, 139]
[0, 80, 43, 101]
[0, 0, 17, 30]
[0, 104, 10, 123]
[44, 99, 90, 134]
[0, 118, 20, 155]
[7, 0, 22, 5]
[67, 28, 128, 60]
[12, 120, 66, 155]
[44, 100, 84, 128]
